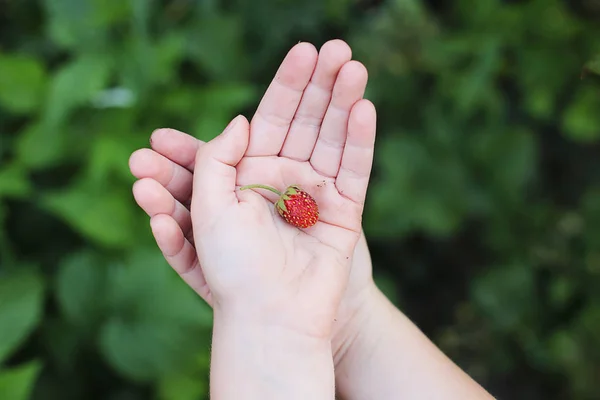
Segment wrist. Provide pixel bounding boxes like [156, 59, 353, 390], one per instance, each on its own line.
[331, 280, 387, 368]
[213, 292, 338, 341]
[212, 305, 333, 348]
[210, 307, 335, 400]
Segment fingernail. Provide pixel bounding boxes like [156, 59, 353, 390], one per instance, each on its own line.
[223, 115, 241, 135]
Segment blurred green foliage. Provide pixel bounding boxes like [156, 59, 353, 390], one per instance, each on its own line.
[1, 0, 599, 399]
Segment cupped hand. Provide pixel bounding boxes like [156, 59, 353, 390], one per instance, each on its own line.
[129, 40, 377, 342]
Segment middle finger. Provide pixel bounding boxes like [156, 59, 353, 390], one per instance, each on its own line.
[279, 39, 352, 161]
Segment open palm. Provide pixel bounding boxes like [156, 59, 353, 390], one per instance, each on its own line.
[130, 40, 376, 340]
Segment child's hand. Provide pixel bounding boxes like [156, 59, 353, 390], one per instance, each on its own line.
[190, 53, 375, 339]
[129, 40, 376, 342]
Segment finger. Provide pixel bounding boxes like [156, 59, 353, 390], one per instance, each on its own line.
[192, 115, 249, 220]
[149, 128, 202, 172]
[133, 178, 194, 243]
[129, 148, 193, 205]
[247, 42, 318, 156]
[309, 61, 368, 177]
[150, 214, 211, 304]
[335, 99, 377, 205]
[280, 39, 353, 161]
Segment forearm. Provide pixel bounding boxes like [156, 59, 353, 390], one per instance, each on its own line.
[334, 285, 495, 400]
[210, 308, 336, 400]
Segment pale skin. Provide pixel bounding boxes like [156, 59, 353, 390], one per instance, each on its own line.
[129, 40, 495, 399]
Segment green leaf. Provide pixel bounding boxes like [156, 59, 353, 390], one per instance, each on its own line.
[122, 29, 185, 90]
[581, 188, 600, 250]
[470, 127, 537, 202]
[0, 361, 42, 400]
[0, 54, 47, 113]
[157, 374, 207, 400]
[14, 55, 113, 170]
[192, 83, 257, 141]
[196, 83, 257, 113]
[548, 330, 581, 368]
[524, 86, 556, 120]
[43, 0, 122, 50]
[42, 182, 136, 248]
[451, 38, 501, 116]
[56, 251, 107, 328]
[0, 203, 13, 266]
[106, 250, 213, 327]
[365, 134, 469, 237]
[0, 163, 32, 199]
[157, 352, 210, 400]
[14, 122, 66, 169]
[41, 317, 84, 373]
[99, 318, 201, 383]
[42, 54, 113, 126]
[0, 270, 45, 364]
[581, 56, 600, 78]
[562, 86, 600, 143]
[86, 133, 139, 184]
[471, 263, 536, 332]
[549, 277, 576, 309]
[516, 46, 575, 120]
[99, 249, 212, 382]
[188, 14, 248, 81]
[325, 0, 352, 22]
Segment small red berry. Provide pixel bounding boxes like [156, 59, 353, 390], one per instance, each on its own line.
[240, 184, 319, 228]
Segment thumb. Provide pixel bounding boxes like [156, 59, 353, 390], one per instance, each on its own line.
[191, 115, 249, 220]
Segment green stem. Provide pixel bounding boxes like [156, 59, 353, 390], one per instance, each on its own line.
[239, 184, 282, 196]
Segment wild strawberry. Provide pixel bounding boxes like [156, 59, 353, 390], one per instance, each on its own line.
[240, 184, 319, 228]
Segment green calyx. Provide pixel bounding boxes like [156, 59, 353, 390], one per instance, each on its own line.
[284, 185, 300, 196]
[276, 198, 288, 213]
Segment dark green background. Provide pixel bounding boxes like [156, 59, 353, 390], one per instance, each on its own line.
[1, 0, 600, 399]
